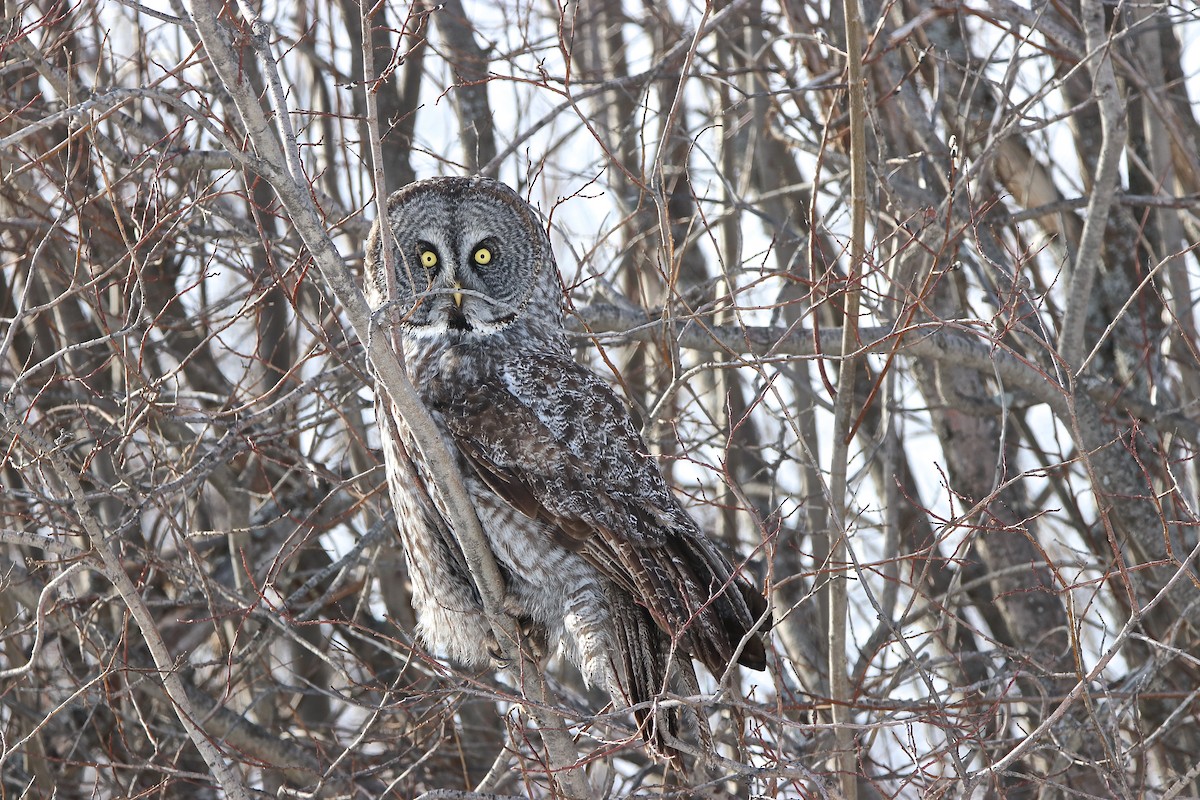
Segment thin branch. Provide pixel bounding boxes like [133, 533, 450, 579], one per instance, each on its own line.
[0, 561, 88, 680]
[1058, 0, 1127, 370]
[828, 0, 868, 796]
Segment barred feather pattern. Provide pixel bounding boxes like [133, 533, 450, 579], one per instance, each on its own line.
[366, 177, 768, 757]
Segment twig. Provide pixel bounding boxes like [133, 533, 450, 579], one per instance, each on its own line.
[479, 0, 752, 177]
[431, 1, 497, 173]
[0, 558, 347, 792]
[1077, 246, 1192, 375]
[233, 3, 306, 185]
[416, 791, 526, 800]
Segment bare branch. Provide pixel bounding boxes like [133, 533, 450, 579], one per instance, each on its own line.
[1058, 0, 1129, 370]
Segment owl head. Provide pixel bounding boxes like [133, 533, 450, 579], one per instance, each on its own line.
[365, 177, 566, 344]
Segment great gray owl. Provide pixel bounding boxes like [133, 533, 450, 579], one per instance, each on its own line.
[365, 176, 769, 754]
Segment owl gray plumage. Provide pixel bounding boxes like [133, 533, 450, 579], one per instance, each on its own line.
[364, 176, 769, 755]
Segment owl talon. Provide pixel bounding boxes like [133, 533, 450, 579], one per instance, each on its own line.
[483, 620, 546, 668]
[485, 634, 511, 670]
[518, 619, 548, 662]
[524, 638, 547, 662]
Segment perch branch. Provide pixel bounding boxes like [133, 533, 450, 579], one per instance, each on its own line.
[179, 1, 588, 793]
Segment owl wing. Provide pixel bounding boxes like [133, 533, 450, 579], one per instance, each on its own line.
[425, 352, 768, 674]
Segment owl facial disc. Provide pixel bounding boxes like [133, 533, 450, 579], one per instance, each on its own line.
[365, 176, 563, 341]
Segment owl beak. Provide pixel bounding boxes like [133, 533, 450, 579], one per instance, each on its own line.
[450, 281, 463, 308]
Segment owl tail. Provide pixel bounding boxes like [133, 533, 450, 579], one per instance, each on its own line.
[654, 524, 772, 680]
[609, 597, 710, 764]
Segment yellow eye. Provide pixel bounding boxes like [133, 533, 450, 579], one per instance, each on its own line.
[473, 246, 492, 266]
[419, 249, 438, 269]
